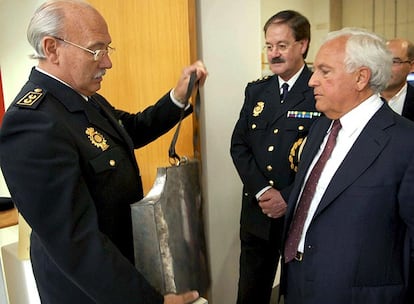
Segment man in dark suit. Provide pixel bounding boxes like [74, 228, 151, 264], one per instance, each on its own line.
[0, 1, 207, 303]
[230, 10, 319, 304]
[281, 27, 414, 304]
[381, 38, 414, 121]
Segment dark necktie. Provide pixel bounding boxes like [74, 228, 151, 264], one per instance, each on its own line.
[284, 120, 342, 263]
[280, 83, 289, 102]
[88, 96, 101, 111]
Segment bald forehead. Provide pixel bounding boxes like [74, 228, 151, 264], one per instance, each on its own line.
[60, 2, 110, 43]
[387, 39, 409, 50]
[61, 2, 103, 26]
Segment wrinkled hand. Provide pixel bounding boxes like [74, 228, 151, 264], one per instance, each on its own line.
[164, 291, 199, 304]
[258, 188, 287, 219]
[173, 60, 208, 103]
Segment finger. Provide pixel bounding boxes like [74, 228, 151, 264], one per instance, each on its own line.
[182, 291, 199, 303]
[193, 61, 208, 85]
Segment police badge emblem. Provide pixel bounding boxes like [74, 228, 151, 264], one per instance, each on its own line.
[253, 101, 265, 117]
[85, 127, 109, 151]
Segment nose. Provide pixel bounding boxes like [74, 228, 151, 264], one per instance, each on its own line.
[100, 54, 112, 69]
[308, 72, 317, 87]
[268, 47, 281, 57]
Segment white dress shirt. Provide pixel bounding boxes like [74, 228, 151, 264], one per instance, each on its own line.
[387, 83, 407, 115]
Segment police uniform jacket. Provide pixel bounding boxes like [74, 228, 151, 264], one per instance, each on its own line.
[230, 66, 319, 240]
[0, 68, 191, 303]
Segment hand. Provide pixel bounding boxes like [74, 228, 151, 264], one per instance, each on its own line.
[164, 291, 199, 304]
[258, 188, 287, 219]
[173, 60, 208, 103]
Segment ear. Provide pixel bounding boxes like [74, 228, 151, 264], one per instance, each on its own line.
[42, 37, 60, 63]
[299, 39, 309, 56]
[355, 67, 371, 91]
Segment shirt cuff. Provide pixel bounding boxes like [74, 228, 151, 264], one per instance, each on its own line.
[170, 89, 191, 110]
[256, 186, 272, 200]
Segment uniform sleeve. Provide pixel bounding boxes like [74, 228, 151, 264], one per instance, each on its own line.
[0, 109, 163, 304]
[98, 92, 192, 149]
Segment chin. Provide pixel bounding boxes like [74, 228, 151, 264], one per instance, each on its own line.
[315, 101, 328, 115]
[270, 65, 286, 74]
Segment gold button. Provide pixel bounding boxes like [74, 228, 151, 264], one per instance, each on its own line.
[269, 180, 274, 186]
[109, 160, 116, 167]
[252, 124, 257, 129]
[268, 146, 274, 152]
[298, 125, 304, 131]
[244, 192, 249, 197]
[273, 128, 279, 134]
[34, 88, 42, 93]
[266, 165, 273, 171]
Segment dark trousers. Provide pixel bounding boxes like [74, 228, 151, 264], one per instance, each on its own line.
[284, 259, 306, 304]
[237, 221, 282, 304]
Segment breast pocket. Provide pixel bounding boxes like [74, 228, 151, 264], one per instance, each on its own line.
[89, 146, 126, 174]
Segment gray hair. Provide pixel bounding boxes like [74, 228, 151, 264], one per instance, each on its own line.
[27, 0, 92, 59]
[324, 27, 392, 93]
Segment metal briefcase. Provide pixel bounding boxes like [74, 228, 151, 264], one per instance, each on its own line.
[130, 159, 209, 295]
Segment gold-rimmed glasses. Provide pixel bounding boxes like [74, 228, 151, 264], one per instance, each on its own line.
[264, 41, 299, 53]
[53, 36, 115, 61]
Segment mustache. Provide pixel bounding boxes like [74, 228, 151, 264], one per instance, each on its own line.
[94, 70, 106, 79]
[270, 57, 285, 64]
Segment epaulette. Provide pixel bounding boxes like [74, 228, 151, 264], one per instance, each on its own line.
[248, 75, 273, 85]
[14, 88, 46, 109]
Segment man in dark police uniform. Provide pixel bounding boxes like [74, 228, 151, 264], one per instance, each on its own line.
[0, 0, 207, 303]
[230, 10, 319, 304]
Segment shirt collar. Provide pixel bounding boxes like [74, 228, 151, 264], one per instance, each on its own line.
[35, 66, 88, 101]
[278, 64, 305, 90]
[339, 94, 383, 137]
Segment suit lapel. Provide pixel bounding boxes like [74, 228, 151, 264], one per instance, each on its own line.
[313, 105, 394, 217]
[90, 96, 134, 150]
[265, 66, 313, 124]
[272, 65, 312, 123]
[29, 69, 133, 149]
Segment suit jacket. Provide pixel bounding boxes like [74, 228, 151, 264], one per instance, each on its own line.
[0, 68, 191, 303]
[230, 66, 319, 240]
[281, 103, 414, 304]
[401, 82, 414, 121]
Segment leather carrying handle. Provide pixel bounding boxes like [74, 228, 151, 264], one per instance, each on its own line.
[168, 71, 197, 164]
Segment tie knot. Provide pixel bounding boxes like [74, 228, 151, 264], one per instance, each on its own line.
[280, 83, 289, 102]
[330, 119, 342, 137]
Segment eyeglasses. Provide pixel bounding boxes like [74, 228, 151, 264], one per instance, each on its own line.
[53, 37, 115, 61]
[392, 58, 412, 65]
[264, 41, 299, 53]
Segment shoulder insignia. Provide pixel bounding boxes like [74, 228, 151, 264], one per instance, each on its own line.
[248, 75, 272, 84]
[16, 88, 45, 108]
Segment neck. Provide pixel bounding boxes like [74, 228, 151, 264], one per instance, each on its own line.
[381, 83, 405, 101]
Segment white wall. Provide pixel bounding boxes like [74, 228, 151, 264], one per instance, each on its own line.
[196, 1, 261, 302]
